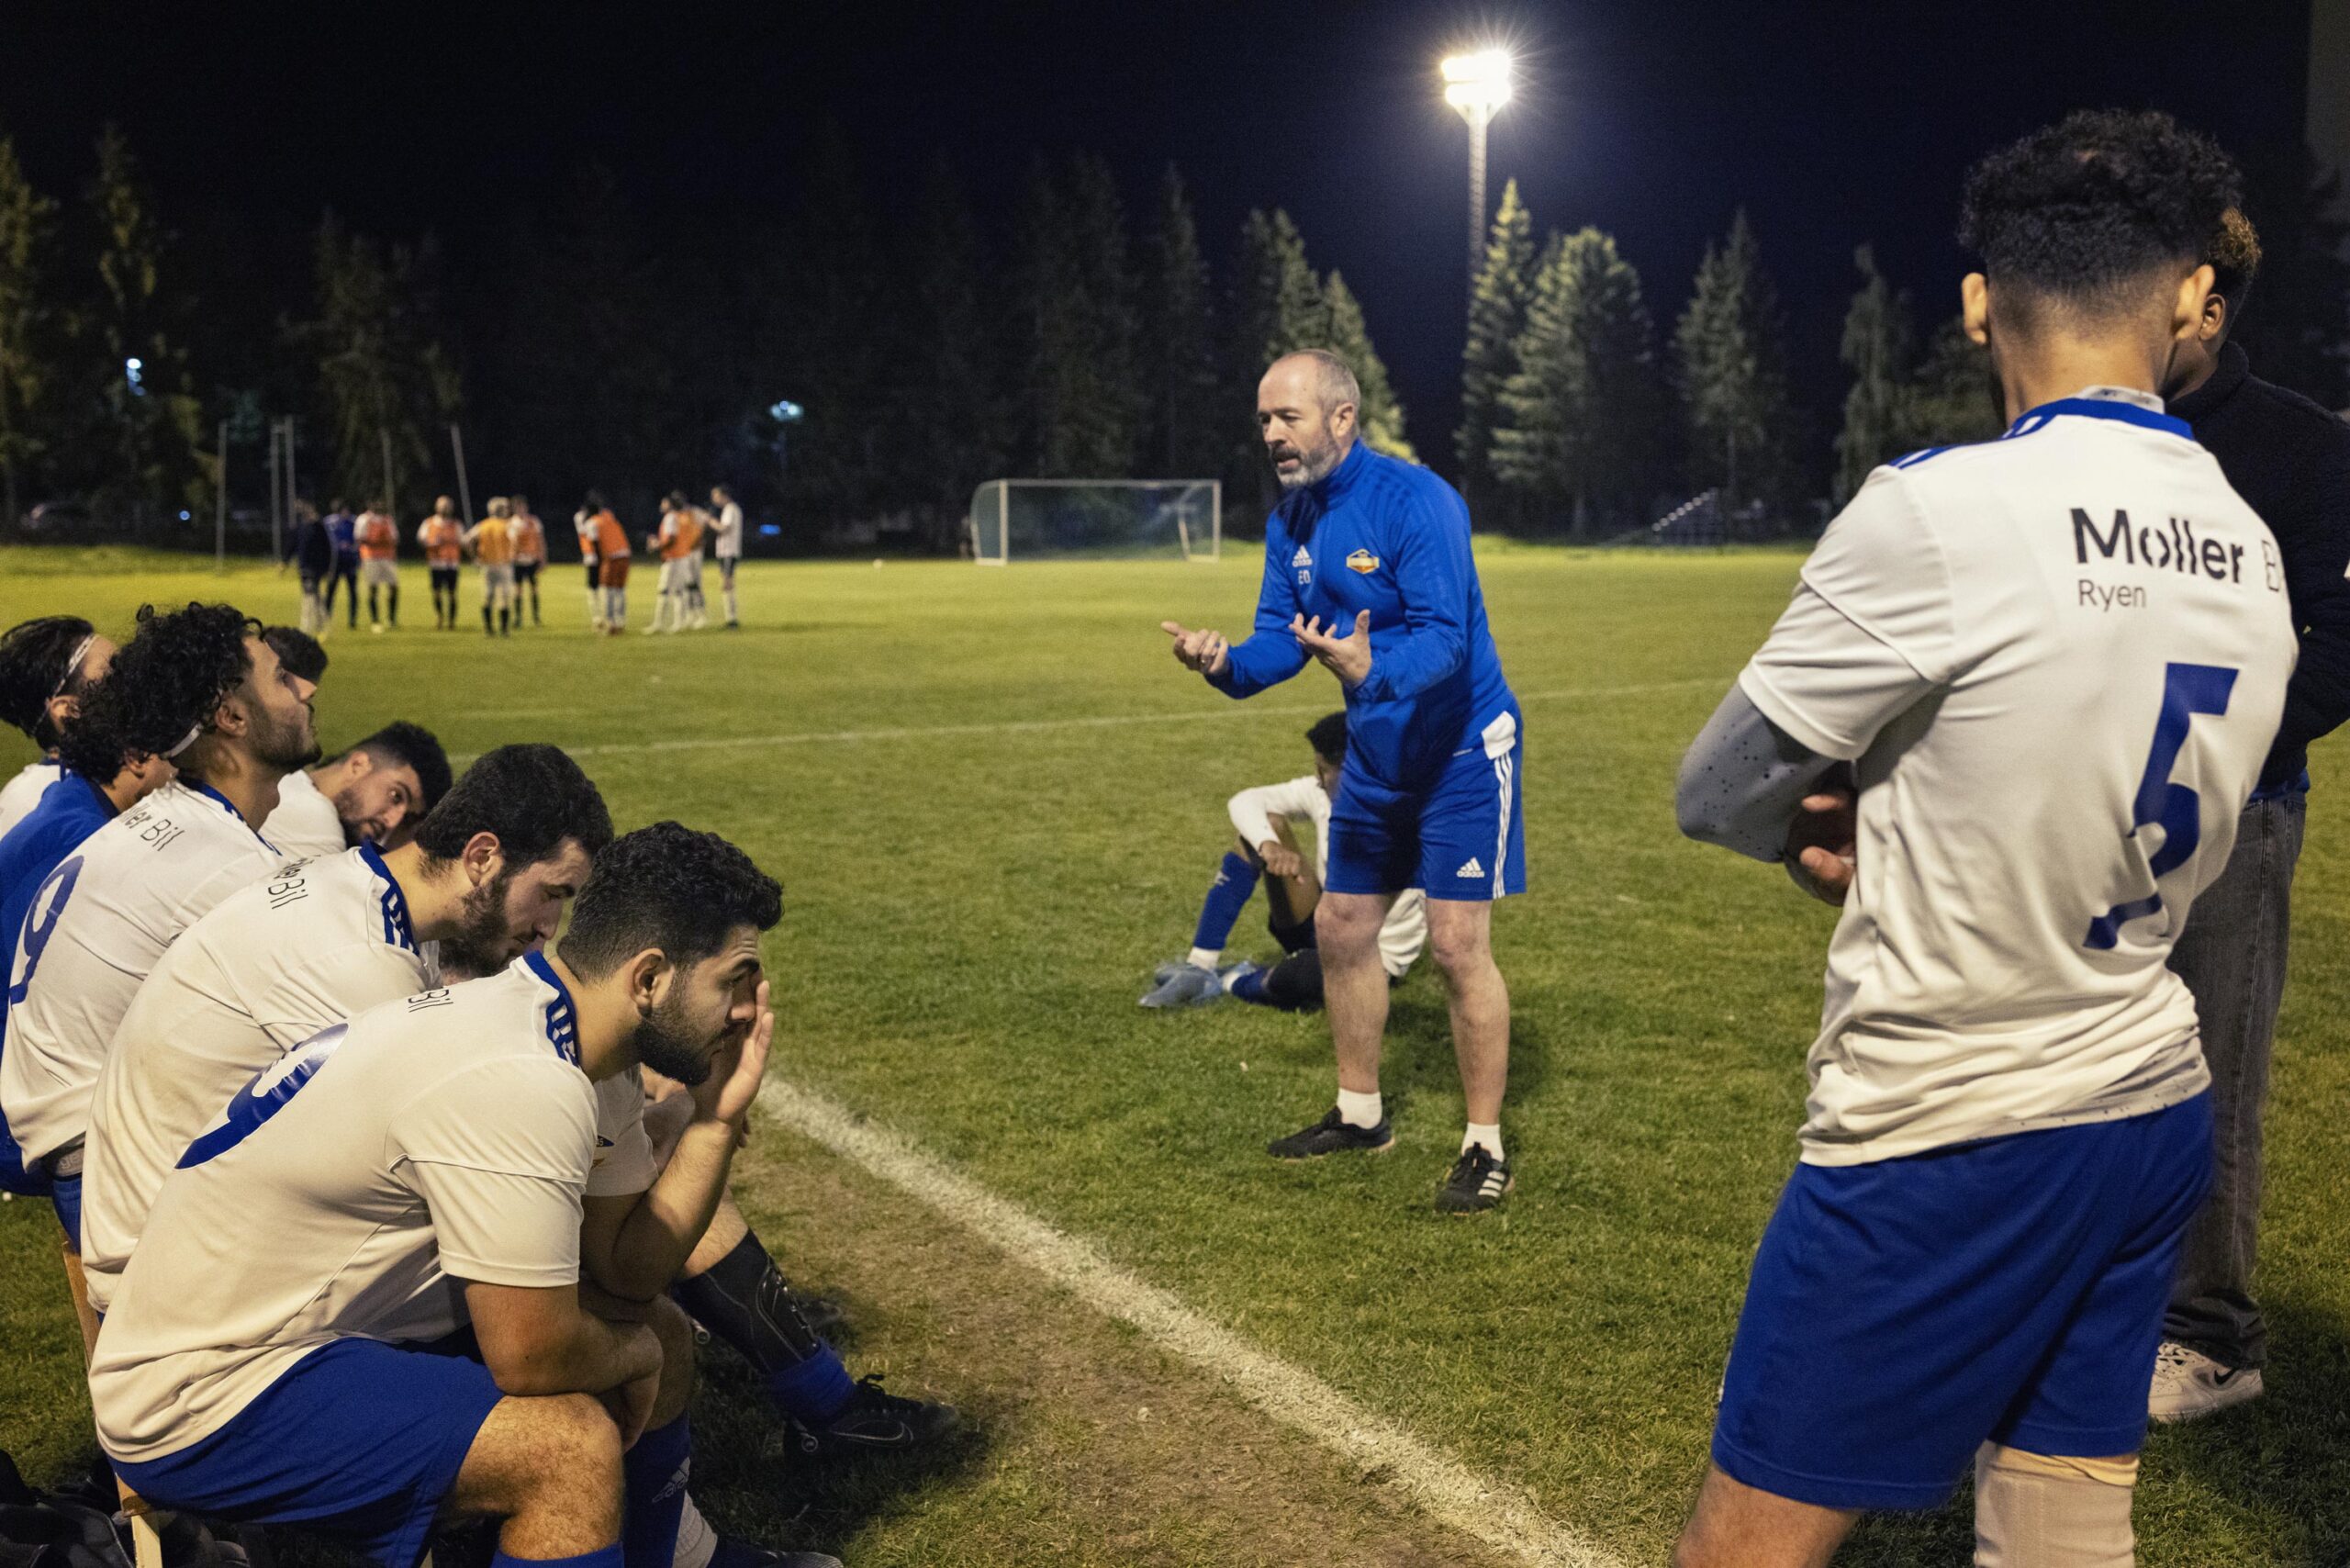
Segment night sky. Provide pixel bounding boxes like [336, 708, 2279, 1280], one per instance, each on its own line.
[0, 0, 2320, 465]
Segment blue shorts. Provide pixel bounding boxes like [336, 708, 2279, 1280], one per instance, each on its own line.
[112, 1337, 506, 1568]
[1326, 711, 1524, 902]
[1713, 1092, 2213, 1510]
[49, 1170, 79, 1248]
[0, 1121, 49, 1199]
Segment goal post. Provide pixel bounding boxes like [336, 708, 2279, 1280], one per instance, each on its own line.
[967, 478, 1221, 565]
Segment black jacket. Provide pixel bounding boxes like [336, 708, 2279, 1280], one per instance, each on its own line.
[2169, 343, 2350, 788]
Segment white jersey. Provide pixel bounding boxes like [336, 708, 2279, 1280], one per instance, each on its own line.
[0, 758, 63, 842]
[259, 768, 346, 863]
[90, 953, 646, 1463]
[1227, 775, 1427, 977]
[80, 845, 441, 1313]
[1737, 387, 2296, 1166]
[2, 781, 279, 1165]
[712, 501, 744, 559]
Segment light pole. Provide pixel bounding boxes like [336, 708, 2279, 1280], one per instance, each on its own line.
[1441, 50, 1513, 313]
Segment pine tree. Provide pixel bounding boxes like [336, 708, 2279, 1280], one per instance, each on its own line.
[1492, 228, 1660, 534]
[1058, 153, 1144, 476]
[1456, 178, 1534, 505]
[1833, 244, 1914, 504]
[1143, 165, 1219, 477]
[1673, 209, 1793, 512]
[902, 157, 1001, 543]
[0, 132, 55, 528]
[1320, 271, 1413, 460]
[1231, 208, 1326, 372]
[298, 215, 462, 518]
[1900, 317, 2003, 451]
[82, 125, 204, 530]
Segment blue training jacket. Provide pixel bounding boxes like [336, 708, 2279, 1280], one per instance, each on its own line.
[1209, 442, 1517, 790]
[0, 769, 116, 1193]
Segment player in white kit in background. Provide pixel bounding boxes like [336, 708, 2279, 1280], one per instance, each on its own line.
[80, 743, 611, 1316]
[90, 823, 839, 1568]
[3, 602, 317, 1359]
[1670, 111, 2295, 1567]
[709, 485, 744, 629]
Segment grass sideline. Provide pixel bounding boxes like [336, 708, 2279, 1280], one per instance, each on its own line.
[0, 543, 2345, 1566]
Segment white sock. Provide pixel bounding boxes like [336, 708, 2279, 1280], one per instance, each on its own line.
[1187, 946, 1221, 971]
[1463, 1123, 1504, 1160]
[1337, 1088, 1383, 1128]
[673, 1493, 718, 1568]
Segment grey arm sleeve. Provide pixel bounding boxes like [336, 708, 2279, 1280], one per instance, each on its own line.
[1674, 685, 1840, 863]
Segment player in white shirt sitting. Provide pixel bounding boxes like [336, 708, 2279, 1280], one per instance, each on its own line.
[3, 601, 317, 1355]
[263, 719, 452, 862]
[91, 823, 838, 1568]
[1141, 711, 1426, 1011]
[1670, 111, 2295, 1567]
[0, 615, 118, 840]
[81, 742, 611, 1318]
[708, 486, 744, 629]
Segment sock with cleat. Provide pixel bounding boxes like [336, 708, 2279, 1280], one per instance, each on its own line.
[1463, 1123, 1504, 1160]
[672, 1231, 855, 1423]
[1191, 853, 1261, 969]
[1337, 1088, 1384, 1130]
[621, 1414, 693, 1568]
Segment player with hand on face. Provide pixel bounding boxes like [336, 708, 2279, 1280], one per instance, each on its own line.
[1142, 711, 1426, 1011]
[1162, 349, 1525, 1215]
[0, 616, 117, 839]
[264, 719, 452, 862]
[1671, 111, 2293, 1568]
[89, 823, 839, 1568]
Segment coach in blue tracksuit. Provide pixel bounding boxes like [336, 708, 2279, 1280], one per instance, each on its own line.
[1162, 349, 1523, 1213]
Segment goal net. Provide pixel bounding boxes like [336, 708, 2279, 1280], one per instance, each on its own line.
[968, 479, 1221, 565]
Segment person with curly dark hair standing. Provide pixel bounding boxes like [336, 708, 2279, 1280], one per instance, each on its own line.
[1672, 111, 2293, 1566]
[1, 602, 318, 1363]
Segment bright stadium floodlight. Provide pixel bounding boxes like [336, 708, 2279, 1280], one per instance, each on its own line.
[1440, 49, 1513, 312]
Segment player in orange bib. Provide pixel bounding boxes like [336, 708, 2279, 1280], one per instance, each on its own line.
[645, 492, 707, 635]
[585, 492, 632, 634]
[508, 493, 547, 628]
[355, 500, 401, 632]
[464, 497, 519, 638]
[416, 497, 465, 630]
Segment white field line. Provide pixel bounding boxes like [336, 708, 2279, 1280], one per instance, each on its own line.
[475, 677, 1725, 762]
[757, 1078, 1624, 1568]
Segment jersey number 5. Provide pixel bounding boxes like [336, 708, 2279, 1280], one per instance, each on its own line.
[2084, 662, 2238, 950]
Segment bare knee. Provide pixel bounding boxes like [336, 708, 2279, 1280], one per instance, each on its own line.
[1315, 898, 1385, 960]
[457, 1392, 624, 1548]
[1427, 924, 1492, 980]
[644, 1294, 698, 1426]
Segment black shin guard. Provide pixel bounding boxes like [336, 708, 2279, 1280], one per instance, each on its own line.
[670, 1231, 830, 1372]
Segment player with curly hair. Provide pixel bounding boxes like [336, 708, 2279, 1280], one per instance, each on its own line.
[2, 602, 318, 1358]
[1673, 111, 2293, 1566]
[0, 616, 117, 839]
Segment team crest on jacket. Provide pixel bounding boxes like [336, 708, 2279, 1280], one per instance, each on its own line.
[1347, 548, 1380, 575]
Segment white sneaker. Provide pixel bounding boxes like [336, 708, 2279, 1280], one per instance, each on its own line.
[2147, 1340, 2263, 1423]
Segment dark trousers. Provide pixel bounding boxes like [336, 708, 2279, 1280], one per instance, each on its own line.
[323, 557, 360, 624]
[2164, 791, 2305, 1370]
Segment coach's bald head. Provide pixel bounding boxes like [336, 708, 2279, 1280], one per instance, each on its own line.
[1259, 350, 1360, 492]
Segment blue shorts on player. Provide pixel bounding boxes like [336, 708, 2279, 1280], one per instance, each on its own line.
[111, 1336, 505, 1568]
[1326, 709, 1523, 902]
[1712, 1092, 2212, 1509]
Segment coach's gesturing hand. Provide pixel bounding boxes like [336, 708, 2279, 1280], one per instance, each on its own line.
[1161, 621, 1231, 678]
[1292, 610, 1371, 689]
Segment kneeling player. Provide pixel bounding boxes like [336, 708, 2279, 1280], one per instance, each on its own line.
[1671, 113, 2291, 1567]
[1141, 711, 1424, 1011]
[89, 823, 839, 1568]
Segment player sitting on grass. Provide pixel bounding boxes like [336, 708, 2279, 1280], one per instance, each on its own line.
[0, 616, 116, 839]
[1670, 110, 2292, 1568]
[1141, 711, 1426, 1010]
[263, 719, 452, 863]
[88, 823, 840, 1568]
[3, 603, 318, 1358]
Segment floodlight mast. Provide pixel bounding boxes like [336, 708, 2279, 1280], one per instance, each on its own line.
[1441, 49, 1513, 313]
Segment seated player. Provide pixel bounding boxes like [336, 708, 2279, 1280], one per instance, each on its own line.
[467, 498, 520, 637]
[87, 824, 840, 1568]
[262, 624, 329, 687]
[0, 696, 173, 1198]
[420, 497, 465, 631]
[357, 500, 401, 632]
[80, 742, 612, 1317]
[263, 720, 452, 862]
[1141, 711, 1426, 1010]
[3, 603, 317, 1354]
[0, 616, 117, 839]
[510, 494, 547, 628]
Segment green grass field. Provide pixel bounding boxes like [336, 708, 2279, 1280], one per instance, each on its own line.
[4, 543, 2349, 1567]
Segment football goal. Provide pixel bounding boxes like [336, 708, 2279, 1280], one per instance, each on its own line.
[968, 478, 1221, 565]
